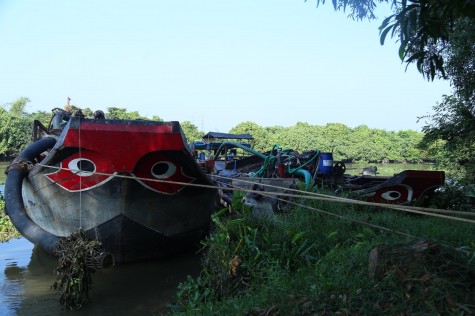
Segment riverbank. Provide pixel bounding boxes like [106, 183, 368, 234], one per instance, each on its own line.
[0, 209, 19, 242]
[165, 191, 475, 315]
[0, 161, 8, 184]
[0, 187, 19, 242]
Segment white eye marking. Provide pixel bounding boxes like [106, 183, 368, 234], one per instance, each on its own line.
[68, 158, 96, 177]
[381, 191, 401, 201]
[151, 162, 176, 179]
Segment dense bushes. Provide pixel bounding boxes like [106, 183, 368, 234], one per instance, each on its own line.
[230, 122, 430, 163]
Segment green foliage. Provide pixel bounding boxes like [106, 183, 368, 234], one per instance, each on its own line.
[315, 0, 382, 21]
[0, 98, 443, 165]
[316, 1, 475, 80]
[230, 121, 270, 152]
[419, 95, 475, 182]
[151, 115, 164, 121]
[52, 229, 105, 310]
[0, 100, 33, 157]
[168, 191, 475, 315]
[106, 107, 147, 120]
[180, 121, 203, 143]
[171, 193, 320, 312]
[30, 110, 52, 127]
[9, 97, 30, 116]
[446, 17, 475, 105]
[423, 184, 475, 212]
[0, 197, 20, 242]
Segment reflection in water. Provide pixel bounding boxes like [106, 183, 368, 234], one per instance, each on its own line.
[1, 238, 203, 315]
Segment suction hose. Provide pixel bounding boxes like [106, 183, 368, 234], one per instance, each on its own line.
[4, 137, 61, 254]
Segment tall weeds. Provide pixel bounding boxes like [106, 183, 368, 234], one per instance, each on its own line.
[169, 190, 475, 315]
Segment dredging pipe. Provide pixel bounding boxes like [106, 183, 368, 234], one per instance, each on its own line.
[4, 137, 112, 269]
[4, 137, 60, 254]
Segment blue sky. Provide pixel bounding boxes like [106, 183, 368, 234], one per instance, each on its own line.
[0, 0, 452, 132]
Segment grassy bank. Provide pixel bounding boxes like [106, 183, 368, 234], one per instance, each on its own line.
[166, 192, 475, 315]
[0, 197, 19, 242]
[0, 161, 20, 241]
[0, 161, 8, 183]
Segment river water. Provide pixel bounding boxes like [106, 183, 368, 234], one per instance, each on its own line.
[0, 237, 202, 316]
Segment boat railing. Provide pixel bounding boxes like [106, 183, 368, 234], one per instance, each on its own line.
[31, 120, 50, 142]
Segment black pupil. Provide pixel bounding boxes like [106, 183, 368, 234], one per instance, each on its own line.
[389, 192, 399, 198]
[78, 160, 94, 172]
[153, 163, 168, 175]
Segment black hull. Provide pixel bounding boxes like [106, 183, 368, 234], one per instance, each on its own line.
[86, 215, 208, 263]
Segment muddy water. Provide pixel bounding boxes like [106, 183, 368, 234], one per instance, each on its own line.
[0, 238, 202, 316]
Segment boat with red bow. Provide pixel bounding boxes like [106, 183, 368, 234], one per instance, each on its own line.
[4, 108, 217, 264]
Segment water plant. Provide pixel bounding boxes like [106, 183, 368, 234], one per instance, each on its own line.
[52, 229, 112, 310]
[0, 196, 20, 242]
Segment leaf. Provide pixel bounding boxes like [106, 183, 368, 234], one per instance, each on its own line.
[292, 231, 306, 244]
[380, 24, 395, 45]
[399, 43, 407, 60]
[406, 51, 426, 64]
[379, 15, 392, 30]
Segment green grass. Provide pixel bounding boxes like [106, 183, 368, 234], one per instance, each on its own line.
[0, 161, 8, 184]
[165, 192, 475, 315]
[0, 199, 19, 242]
[0, 163, 20, 240]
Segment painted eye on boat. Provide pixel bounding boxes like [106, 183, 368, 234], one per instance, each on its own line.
[151, 162, 176, 179]
[381, 191, 401, 201]
[45, 149, 116, 192]
[68, 158, 96, 177]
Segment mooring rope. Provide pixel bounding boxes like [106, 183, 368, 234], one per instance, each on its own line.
[78, 119, 83, 230]
[211, 174, 475, 218]
[264, 192, 474, 255]
[33, 162, 475, 226]
[261, 190, 417, 239]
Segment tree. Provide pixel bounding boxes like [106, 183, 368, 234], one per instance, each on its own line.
[30, 110, 52, 127]
[106, 107, 147, 120]
[445, 18, 475, 107]
[316, 0, 475, 181]
[350, 125, 378, 162]
[9, 97, 30, 117]
[230, 122, 269, 152]
[0, 98, 443, 165]
[0, 99, 32, 158]
[151, 115, 164, 122]
[82, 108, 94, 117]
[413, 15, 475, 182]
[271, 122, 321, 152]
[418, 95, 475, 182]
[395, 129, 425, 163]
[321, 123, 353, 161]
[315, 0, 475, 80]
[180, 121, 203, 143]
